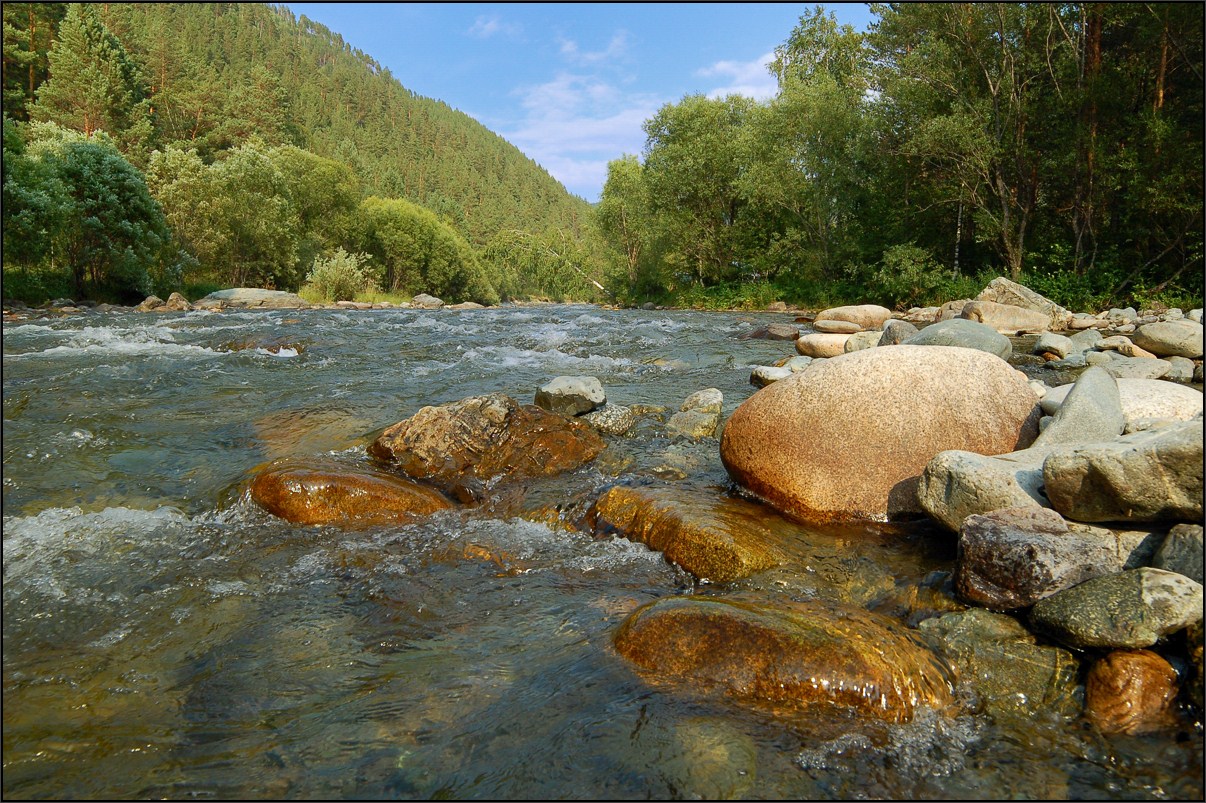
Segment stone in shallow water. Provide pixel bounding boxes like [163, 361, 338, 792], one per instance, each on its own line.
[1085, 650, 1179, 735]
[588, 485, 785, 582]
[900, 318, 1012, 360]
[368, 393, 605, 502]
[249, 461, 453, 525]
[534, 375, 606, 416]
[917, 607, 1080, 720]
[1028, 568, 1204, 649]
[613, 596, 955, 722]
[814, 304, 893, 331]
[582, 403, 637, 435]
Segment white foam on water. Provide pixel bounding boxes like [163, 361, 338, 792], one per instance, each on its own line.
[6, 324, 222, 360]
[461, 345, 635, 372]
[256, 346, 299, 358]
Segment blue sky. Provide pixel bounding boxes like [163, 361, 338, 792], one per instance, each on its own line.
[287, 3, 875, 202]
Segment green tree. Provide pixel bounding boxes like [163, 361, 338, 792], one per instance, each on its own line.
[2, 116, 69, 270]
[359, 196, 498, 304]
[23, 122, 170, 298]
[641, 94, 756, 287]
[29, 3, 151, 157]
[596, 154, 660, 295]
[2, 3, 66, 120]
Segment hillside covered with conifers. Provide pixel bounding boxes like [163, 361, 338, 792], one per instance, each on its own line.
[2, 2, 601, 304]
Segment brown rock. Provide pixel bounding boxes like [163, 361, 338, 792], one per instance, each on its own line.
[794, 332, 851, 357]
[249, 461, 453, 525]
[368, 393, 605, 501]
[1085, 650, 1179, 735]
[588, 486, 785, 582]
[613, 596, 955, 722]
[720, 345, 1042, 521]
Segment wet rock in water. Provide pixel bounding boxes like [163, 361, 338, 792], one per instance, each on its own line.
[918, 607, 1080, 719]
[843, 330, 882, 353]
[588, 485, 785, 582]
[1029, 568, 1204, 649]
[960, 300, 1050, 334]
[642, 716, 757, 801]
[249, 461, 453, 525]
[1042, 420, 1203, 523]
[955, 507, 1144, 610]
[666, 409, 722, 439]
[136, 294, 165, 312]
[814, 304, 893, 331]
[1151, 524, 1204, 584]
[666, 388, 723, 439]
[722, 345, 1041, 522]
[878, 319, 919, 346]
[368, 393, 605, 502]
[750, 365, 792, 387]
[1130, 320, 1204, 359]
[613, 596, 955, 722]
[1085, 650, 1180, 735]
[1030, 367, 1125, 448]
[975, 277, 1073, 331]
[534, 375, 606, 416]
[446, 301, 485, 310]
[582, 403, 637, 436]
[194, 288, 309, 309]
[410, 293, 444, 309]
[813, 319, 862, 334]
[900, 318, 1012, 360]
[739, 323, 799, 340]
[1101, 356, 1171, 380]
[1040, 377, 1203, 427]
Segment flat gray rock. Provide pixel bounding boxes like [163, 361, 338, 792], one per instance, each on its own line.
[1040, 377, 1202, 425]
[194, 289, 309, 309]
[1029, 568, 1203, 649]
[878, 319, 919, 346]
[1102, 356, 1171, 380]
[902, 318, 1012, 360]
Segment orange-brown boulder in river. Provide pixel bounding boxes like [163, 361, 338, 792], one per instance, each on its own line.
[613, 596, 955, 723]
[369, 393, 605, 502]
[720, 345, 1042, 521]
[250, 461, 453, 525]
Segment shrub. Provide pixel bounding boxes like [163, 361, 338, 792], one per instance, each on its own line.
[303, 248, 378, 302]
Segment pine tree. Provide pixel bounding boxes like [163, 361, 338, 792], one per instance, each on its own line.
[29, 3, 146, 140]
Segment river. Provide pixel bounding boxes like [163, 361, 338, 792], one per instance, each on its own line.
[3, 305, 1201, 799]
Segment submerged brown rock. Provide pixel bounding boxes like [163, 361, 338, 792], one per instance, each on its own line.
[589, 485, 785, 582]
[1085, 650, 1179, 735]
[250, 461, 453, 525]
[613, 596, 955, 722]
[368, 393, 605, 502]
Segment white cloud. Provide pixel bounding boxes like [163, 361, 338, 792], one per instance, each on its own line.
[696, 51, 779, 100]
[557, 31, 629, 65]
[467, 15, 522, 40]
[500, 71, 663, 200]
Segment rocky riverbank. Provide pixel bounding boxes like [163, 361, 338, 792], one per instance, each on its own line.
[7, 278, 1203, 737]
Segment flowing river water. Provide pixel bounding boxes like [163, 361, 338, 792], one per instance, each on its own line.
[2, 305, 1202, 799]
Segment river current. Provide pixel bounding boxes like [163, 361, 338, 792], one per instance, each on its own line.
[2, 305, 1201, 799]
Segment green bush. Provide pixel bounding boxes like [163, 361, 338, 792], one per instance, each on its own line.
[303, 248, 378, 302]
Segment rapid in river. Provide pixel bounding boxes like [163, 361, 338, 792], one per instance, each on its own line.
[3, 305, 1201, 799]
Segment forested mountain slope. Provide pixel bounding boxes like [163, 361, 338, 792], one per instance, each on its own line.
[6, 2, 591, 246]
